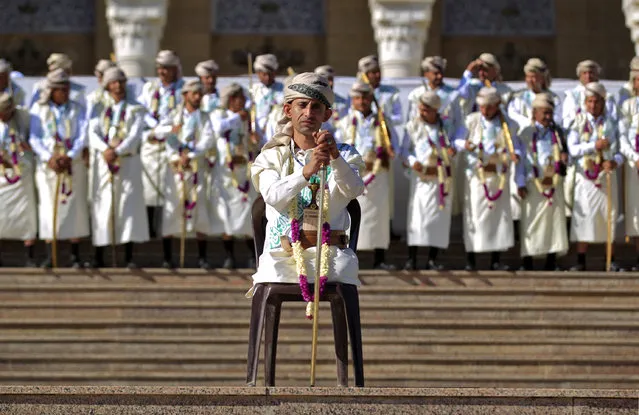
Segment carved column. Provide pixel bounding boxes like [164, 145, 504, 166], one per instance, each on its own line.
[368, 0, 436, 78]
[106, 0, 169, 77]
[624, 0, 639, 56]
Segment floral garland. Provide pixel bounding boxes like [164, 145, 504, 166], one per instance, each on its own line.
[0, 119, 22, 185]
[175, 110, 199, 220]
[475, 122, 509, 208]
[223, 125, 251, 202]
[531, 128, 562, 205]
[150, 84, 176, 143]
[423, 120, 453, 210]
[634, 130, 639, 174]
[350, 115, 386, 187]
[581, 118, 604, 186]
[289, 171, 330, 320]
[102, 103, 127, 174]
[47, 108, 73, 204]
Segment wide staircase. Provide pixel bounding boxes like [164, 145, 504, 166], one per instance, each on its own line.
[1, 267, 639, 388]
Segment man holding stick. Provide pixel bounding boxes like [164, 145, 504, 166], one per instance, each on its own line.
[250, 72, 364, 314]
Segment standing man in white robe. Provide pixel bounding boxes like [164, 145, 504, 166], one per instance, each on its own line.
[335, 81, 397, 270]
[87, 67, 149, 268]
[210, 83, 260, 269]
[195, 60, 222, 113]
[518, 94, 569, 271]
[508, 58, 562, 129]
[29, 69, 90, 268]
[567, 82, 623, 272]
[562, 60, 618, 130]
[250, 72, 364, 291]
[402, 91, 456, 270]
[250, 54, 284, 141]
[138, 50, 185, 239]
[457, 53, 512, 117]
[29, 53, 86, 109]
[619, 59, 639, 136]
[314, 65, 349, 132]
[0, 60, 26, 108]
[455, 87, 524, 271]
[86, 59, 117, 119]
[0, 93, 37, 266]
[620, 102, 639, 270]
[154, 80, 215, 269]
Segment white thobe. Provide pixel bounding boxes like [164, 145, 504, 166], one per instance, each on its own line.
[250, 139, 364, 286]
[401, 118, 456, 248]
[87, 100, 150, 246]
[0, 109, 37, 240]
[155, 108, 215, 237]
[29, 80, 86, 109]
[518, 123, 569, 257]
[455, 112, 525, 253]
[335, 110, 398, 250]
[507, 89, 562, 129]
[457, 71, 512, 116]
[567, 113, 623, 243]
[138, 79, 185, 206]
[249, 81, 284, 136]
[621, 117, 639, 236]
[210, 109, 258, 236]
[29, 101, 90, 240]
[562, 85, 619, 130]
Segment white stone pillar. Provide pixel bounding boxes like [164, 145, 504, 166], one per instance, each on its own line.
[106, 0, 169, 77]
[368, 0, 436, 78]
[624, 0, 639, 56]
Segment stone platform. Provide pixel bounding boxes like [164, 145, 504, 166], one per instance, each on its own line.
[0, 386, 637, 414]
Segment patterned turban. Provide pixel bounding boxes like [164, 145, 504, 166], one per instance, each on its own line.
[220, 82, 245, 109]
[101, 67, 127, 88]
[156, 50, 180, 67]
[47, 53, 72, 71]
[421, 56, 447, 73]
[478, 53, 501, 72]
[531, 93, 555, 110]
[181, 79, 204, 94]
[419, 90, 441, 110]
[254, 54, 279, 73]
[195, 60, 220, 77]
[46, 68, 70, 89]
[576, 60, 601, 77]
[314, 65, 334, 79]
[95, 59, 116, 77]
[349, 80, 373, 98]
[476, 87, 501, 106]
[584, 82, 606, 99]
[285, 72, 334, 108]
[358, 55, 379, 73]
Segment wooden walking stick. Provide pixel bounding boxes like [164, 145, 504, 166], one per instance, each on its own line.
[606, 171, 613, 271]
[179, 162, 187, 269]
[310, 164, 327, 387]
[110, 171, 117, 268]
[52, 173, 61, 268]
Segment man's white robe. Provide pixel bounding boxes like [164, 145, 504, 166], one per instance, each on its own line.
[620, 116, 639, 237]
[88, 99, 150, 246]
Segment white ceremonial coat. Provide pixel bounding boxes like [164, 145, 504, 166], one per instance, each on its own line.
[507, 89, 562, 129]
[155, 108, 215, 237]
[138, 79, 185, 207]
[249, 81, 284, 137]
[620, 117, 639, 237]
[250, 138, 364, 286]
[457, 71, 512, 116]
[29, 100, 90, 240]
[457, 112, 525, 253]
[518, 124, 569, 257]
[210, 109, 259, 237]
[87, 99, 150, 246]
[402, 117, 456, 248]
[0, 109, 37, 240]
[567, 112, 622, 243]
[335, 110, 397, 250]
[562, 85, 618, 130]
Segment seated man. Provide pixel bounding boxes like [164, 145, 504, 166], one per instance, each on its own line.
[250, 72, 364, 318]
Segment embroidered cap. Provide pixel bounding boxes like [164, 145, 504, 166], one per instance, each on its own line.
[358, 55, 379, 73]
[47, 53, 72, 71]
[584, 82, 606, 99]
[254, 54, 279, 73]
[102, 67, 127, 88]
[421, 56, 447, 73]
[285, 72, 334, 108]
[195, 60, 220, 77]
[476, 86, 501, 106]
[419, 90, 441, 110]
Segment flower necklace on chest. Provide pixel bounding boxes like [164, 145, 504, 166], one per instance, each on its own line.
[287, 150, 331, 320]
[0, 117, 22, 184]
[476, 119, 509, 208]
[175, 109, 200, 220]
[223, 120, 251, 201]
[531, 126, 562, 205]
[47, 105, 74, 203]
[102, 102, 128, 174]
[581, 117, 605, 186]
[150, 83, 176, 121]
[421, 120, 452, 210]
[350, 114, 385, 187]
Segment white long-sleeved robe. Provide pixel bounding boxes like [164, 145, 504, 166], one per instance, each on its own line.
[621, 117, 639, 236]
[155, 108, 215, 237]
[456, 112, 525, 252]
[457, 71, 513, 117]
[210, 108, 259, 236]
[562, 84, 618, 130]
[335, 109, 398, 250]
[138, 79, 185, 207]
[250, 138, 364, 286]
[518, 123, 569, 257]
[402, 117, 456, 248]
[0, 108, 37, 240]
[567, 112, 622, 243]
[29, 100, 90, 240]
[88, 99, 150, 246]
